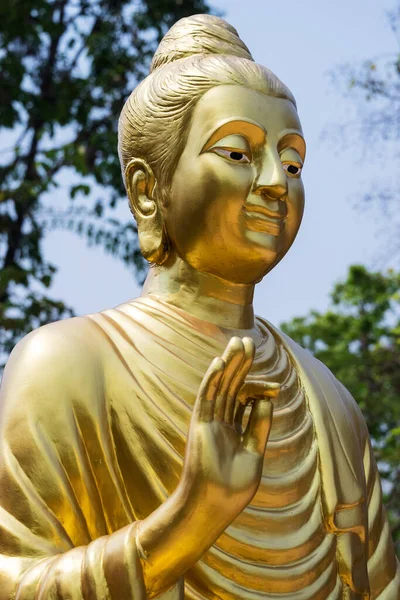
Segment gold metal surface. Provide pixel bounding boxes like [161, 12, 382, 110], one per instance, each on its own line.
[0, 13, 399, 600]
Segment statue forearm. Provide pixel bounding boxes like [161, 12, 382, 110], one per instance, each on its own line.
[0, 486, 228, 600]
[137, 482, 231, 599]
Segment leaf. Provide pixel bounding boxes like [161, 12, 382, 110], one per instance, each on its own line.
[70, 184, 91, 199]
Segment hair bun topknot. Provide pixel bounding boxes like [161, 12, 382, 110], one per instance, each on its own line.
[150, 14, 254, 73]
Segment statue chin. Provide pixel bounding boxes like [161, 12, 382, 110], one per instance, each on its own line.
[0, 12, 398, 600]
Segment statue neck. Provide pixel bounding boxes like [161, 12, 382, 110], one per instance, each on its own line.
[141, 254, 255, 330]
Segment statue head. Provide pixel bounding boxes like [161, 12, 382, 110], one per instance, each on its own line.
[118, 14, 305, 285]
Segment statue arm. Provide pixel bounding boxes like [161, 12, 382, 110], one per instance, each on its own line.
[337, 378, 400, 598]
[0, 321, 150, 599]
[1, 525, 145, 599]
[362, 433, 400, 599]
[312, 360, 399, 598]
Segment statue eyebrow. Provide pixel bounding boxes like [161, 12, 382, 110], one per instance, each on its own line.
[278, 132, 306, 162]
[201, 119, 266, 153]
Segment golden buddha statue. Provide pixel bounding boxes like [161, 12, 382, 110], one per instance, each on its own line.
[0, 14, 398, 600]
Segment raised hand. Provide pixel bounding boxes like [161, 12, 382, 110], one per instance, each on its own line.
[180, 336, 280, 528]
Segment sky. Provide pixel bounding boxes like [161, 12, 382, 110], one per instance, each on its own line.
[43, 0, 398, 327]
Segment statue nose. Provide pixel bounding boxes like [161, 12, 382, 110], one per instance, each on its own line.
[254, 149, 288, 200]
[255, 183, 287, 200]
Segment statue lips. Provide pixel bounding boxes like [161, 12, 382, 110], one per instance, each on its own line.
[243, 203, 286, 236]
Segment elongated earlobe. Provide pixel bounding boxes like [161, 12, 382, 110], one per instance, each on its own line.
[125, 158, 170, 264]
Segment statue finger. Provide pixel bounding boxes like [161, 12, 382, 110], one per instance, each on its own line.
[238, 380, 280, 404]
[243, 399, 273, 455]
[215, 337, 244, 421]
[196, 357, 225, 422]
[225, 337, 255, 425]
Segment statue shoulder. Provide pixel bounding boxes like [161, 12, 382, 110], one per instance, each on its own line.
[0, 315, 107, 418]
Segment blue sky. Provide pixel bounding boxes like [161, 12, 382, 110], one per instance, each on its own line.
[43, 0, 397, 326]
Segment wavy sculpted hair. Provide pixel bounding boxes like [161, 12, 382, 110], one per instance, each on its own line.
[118, 14, 296, 195]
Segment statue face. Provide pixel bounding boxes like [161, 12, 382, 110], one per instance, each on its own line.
[165, 85, 306, 284]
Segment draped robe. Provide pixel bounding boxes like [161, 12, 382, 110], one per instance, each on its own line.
[0, 296, 398, 599]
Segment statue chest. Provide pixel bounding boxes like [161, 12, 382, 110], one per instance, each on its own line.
[108, 331, 343, 598]
[90, 304, 355, 597]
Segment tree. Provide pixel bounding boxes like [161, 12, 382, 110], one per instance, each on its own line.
[281, 265, 400, 554]
[330, 2, 400, 257]
[0, 0, 212, 366]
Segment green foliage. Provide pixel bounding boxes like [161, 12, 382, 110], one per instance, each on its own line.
[0, 0, 212, 365]
[281, 265, 400, 553]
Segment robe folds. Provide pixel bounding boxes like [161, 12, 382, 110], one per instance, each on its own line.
[0, 295, 398, 599]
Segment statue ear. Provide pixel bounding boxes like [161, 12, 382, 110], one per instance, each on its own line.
[125, 158, 170, 264]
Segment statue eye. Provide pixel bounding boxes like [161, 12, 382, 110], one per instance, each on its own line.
[230, 151, 245, 161]
[283, 163, 302, 177]
[212, 148, 251, 164]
